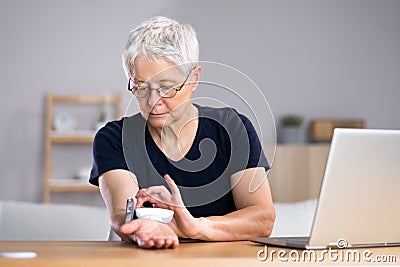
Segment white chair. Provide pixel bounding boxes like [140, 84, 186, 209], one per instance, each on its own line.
[0, 200, 109, 241]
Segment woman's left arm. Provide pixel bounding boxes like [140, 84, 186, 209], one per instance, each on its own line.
[135, 167, 276, 241]
[192, 166, 276, 240]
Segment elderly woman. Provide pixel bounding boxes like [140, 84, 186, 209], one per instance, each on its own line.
[90, 16, 275, 249]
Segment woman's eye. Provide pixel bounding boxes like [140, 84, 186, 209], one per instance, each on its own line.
[160, 86, 174, 91]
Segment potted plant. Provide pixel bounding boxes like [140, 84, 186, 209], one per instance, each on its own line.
[280, 115, 303, 144]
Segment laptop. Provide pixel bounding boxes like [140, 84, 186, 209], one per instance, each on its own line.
[250, 128, 400, 249]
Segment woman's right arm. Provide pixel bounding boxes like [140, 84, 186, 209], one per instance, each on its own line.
[98, 169, 139, 242]
[98, 169, 179, 248]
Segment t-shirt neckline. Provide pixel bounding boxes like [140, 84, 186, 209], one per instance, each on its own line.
[145, 104, 203, 164]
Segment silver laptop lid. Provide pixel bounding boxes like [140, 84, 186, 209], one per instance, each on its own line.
[309, 128, 400, 248]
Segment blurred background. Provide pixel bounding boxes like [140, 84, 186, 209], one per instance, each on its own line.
[1, 0, 399, 206]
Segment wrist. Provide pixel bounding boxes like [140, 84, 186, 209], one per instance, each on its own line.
[191, 217, 211, 240]
[172, 208, 208, 239]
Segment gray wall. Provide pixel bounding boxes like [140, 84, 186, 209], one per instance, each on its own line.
[1, 0, 399, 204]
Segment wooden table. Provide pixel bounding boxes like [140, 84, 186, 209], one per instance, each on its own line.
[0, 240, 399, 266]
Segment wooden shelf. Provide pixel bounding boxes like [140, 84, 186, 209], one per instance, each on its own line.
[49, 131, 96, 143]
[48, 180, 99, 192]
[44, 91, 122, 203]
[50, 136, 94, 143]
[53, 95, 121, 104]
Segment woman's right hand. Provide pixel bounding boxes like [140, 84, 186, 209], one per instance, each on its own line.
[120, 218, 179, 249]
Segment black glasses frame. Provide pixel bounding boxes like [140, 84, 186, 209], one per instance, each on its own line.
[127, 69, 193, 98]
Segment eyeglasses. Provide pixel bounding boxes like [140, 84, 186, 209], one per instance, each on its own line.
[127, 70, 193, 98]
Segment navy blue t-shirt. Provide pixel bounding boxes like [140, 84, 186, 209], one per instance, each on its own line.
[90, 105, 269, 218]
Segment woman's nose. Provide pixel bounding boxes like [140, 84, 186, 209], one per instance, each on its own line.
[147, 90, 162, 106]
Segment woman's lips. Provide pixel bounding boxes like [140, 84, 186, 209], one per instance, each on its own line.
[149, 112, 167, 117]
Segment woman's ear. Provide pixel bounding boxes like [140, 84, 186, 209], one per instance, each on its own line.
[191, 66, 202, 92]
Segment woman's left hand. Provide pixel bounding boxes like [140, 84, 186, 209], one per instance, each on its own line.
[135, 174, 202, 239]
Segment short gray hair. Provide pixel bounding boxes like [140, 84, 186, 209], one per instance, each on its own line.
[122, 16, 199, 78]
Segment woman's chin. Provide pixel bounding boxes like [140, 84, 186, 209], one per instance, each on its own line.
[146, 116, 168, 129]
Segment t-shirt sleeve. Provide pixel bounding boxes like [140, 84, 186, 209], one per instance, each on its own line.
[240, 113, 270, 170]
[228, 110, 270, 174]
[89, 120, 128, 186]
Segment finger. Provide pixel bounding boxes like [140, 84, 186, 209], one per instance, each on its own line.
[143, 186, 172, 200]
[154, 238, 165, 249]
[140, 185, 168, 193]
[136, 188, 172, 207]
[135, 189, 146, 198]
[171, 238, 179, 248]
[120, 220, 140, 235]
[135, 189, 151, 207]
[164, 174, 180, 196]
[141, 239, 155, 249]
[163, 238, 173, 248]
[135, 195, 154, 208]
[135, 189, 144, 207]
[136, 188, 166, 207]
[136, 193, 167, 207]
[133, 233, 152, 249]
